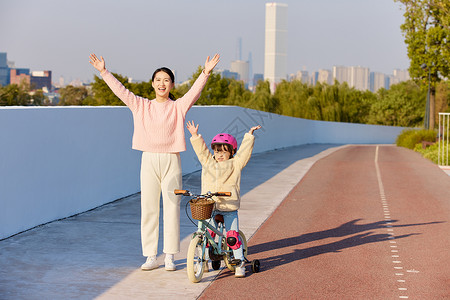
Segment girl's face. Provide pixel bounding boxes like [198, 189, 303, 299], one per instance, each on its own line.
[152, 71, 174, 99]
[213, 145, 232, 162]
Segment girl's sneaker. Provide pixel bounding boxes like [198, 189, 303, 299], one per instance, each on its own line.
[165, 254, 176, 271]
[235, 261, 245, 278]
[141, 256, 158, 271]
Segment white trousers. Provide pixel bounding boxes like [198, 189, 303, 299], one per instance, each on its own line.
[140, 152, 182, 256]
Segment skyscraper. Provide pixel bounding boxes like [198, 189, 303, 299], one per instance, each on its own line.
[230, 60, 250, 88]
[264, 2, 287, 93]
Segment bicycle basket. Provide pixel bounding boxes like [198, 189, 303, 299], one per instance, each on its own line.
[189, 198, 215, 220]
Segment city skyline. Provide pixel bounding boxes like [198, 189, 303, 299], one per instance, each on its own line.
[0, 0, 410, 83]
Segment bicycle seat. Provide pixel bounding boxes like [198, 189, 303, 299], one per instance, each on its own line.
[214, 214, 224, 224]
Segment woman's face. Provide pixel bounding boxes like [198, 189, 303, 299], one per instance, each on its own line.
[152, 71, 174, 99]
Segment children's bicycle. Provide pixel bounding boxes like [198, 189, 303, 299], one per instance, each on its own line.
[174, 189, 260, 283]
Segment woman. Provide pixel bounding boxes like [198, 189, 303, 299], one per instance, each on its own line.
[89, 53, 220, 271]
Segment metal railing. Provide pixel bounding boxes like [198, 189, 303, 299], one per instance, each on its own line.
[438, 113, 450, 166]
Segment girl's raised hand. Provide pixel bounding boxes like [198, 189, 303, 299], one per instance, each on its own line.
[186, 120, 199, 137]
[249, 125, 262, 135]
[89, 53, 106, 72]
[204, 54, 220, 75]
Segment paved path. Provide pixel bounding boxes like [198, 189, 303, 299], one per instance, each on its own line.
[199, 145, 450, 299]
[0, 144, 339, 299]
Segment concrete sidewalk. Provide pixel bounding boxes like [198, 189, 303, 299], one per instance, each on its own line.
[0, 144, 343, 300]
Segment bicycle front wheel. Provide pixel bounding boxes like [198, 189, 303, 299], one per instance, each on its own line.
[187, 235, 205, 283]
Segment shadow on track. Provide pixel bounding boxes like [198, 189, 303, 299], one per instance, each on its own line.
[248, 218, 444, 255]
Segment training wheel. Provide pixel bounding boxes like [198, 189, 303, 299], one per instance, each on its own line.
[251, 259, 260, 273]
[211, 260, 221, 270]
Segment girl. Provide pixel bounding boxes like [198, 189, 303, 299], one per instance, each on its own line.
[186, 120, 261, 277]
[89, 53, 220, 271]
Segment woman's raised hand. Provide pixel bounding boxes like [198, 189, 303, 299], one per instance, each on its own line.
[89, 53, 106, 72]
[204, 54, 220, 75]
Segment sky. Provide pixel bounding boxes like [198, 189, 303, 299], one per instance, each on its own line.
[0, 0, 409, 84]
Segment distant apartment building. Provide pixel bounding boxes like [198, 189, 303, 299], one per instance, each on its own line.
[332, 66, 351, 85]
[350, 66, 369, 91]
[331, 65, 369, 91]
[10, 68, 31, 85]
[219, 69, 239, 80]
[230, 60, 250, 88]
[391, 69, 410, 85]
[264, 2, 288, 93]
[370, 72, 388, 92]
[295, 70, 309, 84]
[253, 73, 264, 86]
[30, 71, 52, 90]
[0, 52, 9, 86]
[317, 69, 333, 85]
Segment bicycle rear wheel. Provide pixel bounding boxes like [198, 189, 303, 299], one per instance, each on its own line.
[224, 230, 247, 272]
[187, 235, 205, 283]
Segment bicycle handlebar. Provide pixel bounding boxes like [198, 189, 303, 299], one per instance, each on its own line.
[174, 189, 231, 197]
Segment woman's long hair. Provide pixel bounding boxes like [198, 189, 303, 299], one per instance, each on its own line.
[152, 67, 176, 100]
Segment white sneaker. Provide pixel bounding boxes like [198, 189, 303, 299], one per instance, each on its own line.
[141, 256, 158, 271]
[235, 261, 245, 278]
[164, 255, 176, 271]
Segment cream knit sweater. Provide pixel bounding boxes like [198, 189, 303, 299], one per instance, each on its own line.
[190, 133, 255, 211]
[101, 70, 209, 153]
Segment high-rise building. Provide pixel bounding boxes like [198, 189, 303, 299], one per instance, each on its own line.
[0, 52, 9, 86]
[332, 66, 351, 85]
[350, 66, 369, 91]
[295, 70, 309, 84]
[230, 60, 250, 88]
[391, 69, 410, 85]
[370, 72, 388, 92]
[318, 69, 333, 85]
[264, 2, 288, 93]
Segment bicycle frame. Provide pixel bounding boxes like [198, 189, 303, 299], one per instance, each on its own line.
[194, 215, 232, 258]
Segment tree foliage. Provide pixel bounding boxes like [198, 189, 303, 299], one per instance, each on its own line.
[59, 85, 89, 106]
[394, 0, 450, 128]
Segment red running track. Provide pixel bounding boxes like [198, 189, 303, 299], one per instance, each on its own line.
[199, 145, 450, 299]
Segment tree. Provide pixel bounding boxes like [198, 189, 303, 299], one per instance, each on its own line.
[90, 73, 127, 106]
[30, 90, 46, 106]
[367, 81, 425, 127]
[0, 82, 31, 106]
[59, 85, 89, 106]
[395, 0, 450, 129]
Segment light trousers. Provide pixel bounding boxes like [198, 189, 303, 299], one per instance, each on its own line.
[140, 152, 182, 257]
[208, 210, 244, 261]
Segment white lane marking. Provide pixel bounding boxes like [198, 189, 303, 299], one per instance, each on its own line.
[376, 146, 409, 300]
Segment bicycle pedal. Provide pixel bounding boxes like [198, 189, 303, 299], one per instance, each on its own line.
[230, 259, 242, 265]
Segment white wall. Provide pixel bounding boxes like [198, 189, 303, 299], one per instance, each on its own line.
[0, 106, 405, 239]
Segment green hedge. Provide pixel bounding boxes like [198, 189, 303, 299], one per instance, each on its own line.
[396, 129, 437, 150]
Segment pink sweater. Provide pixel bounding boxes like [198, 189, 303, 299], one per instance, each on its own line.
[101, 70, 209, 153]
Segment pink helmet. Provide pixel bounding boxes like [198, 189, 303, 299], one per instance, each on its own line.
[211, 133, 237, 152]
